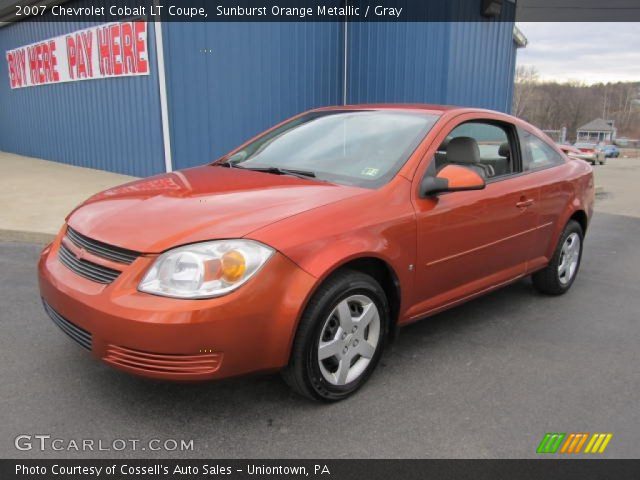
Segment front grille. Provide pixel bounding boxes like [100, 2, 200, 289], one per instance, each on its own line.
[58, 243, 121, 284]
[66, 226, 140, 265]
[104, 344, 222, 376]
[42, 300, 92, 351]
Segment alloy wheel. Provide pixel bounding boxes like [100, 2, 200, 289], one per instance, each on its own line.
[558, 232, 581, 286]
[317, 294, 381, 386]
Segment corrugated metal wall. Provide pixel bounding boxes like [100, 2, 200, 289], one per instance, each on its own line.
[162, 22, 344, 170]
[346, 2, 517, 112]
[0, 7, 165, 177]
[445, 21, 517, 112]
[0, 0, 518, 176]
[347, 22, 451, 105]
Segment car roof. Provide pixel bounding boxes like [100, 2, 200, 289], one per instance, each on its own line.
[312, 104, 496, 116]
[309, 104, 529, 132]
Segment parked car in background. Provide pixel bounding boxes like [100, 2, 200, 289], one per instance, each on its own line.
[600, 144, 620, 158]
[573, 143, 606, 165]
[557, 144, 584, 159]
[38, 105, 595, 401]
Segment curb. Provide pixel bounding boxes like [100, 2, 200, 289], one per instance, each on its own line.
[0, 229, 55, 245]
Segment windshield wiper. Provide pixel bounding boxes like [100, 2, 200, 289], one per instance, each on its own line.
[237, 166, 317, 179]
[214, 162, 317, 180]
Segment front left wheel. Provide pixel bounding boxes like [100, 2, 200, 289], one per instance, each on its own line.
[282, 270, 389, 401]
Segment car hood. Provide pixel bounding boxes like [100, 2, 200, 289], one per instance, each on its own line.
[67, 166, 365, 253]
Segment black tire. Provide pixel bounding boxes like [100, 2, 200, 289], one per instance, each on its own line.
[282, 270, 389, 401]
[532, 220, 584, 295]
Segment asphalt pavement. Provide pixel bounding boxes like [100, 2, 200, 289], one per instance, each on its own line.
[1, 212, 638, 459]
[593, 156, 640, 219]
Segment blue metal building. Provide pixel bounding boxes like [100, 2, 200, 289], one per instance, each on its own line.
[0, 1, 523, 177]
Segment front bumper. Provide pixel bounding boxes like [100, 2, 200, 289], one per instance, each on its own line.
[38, 230, 316, 381]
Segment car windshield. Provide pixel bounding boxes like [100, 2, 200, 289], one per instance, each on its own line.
[218, 110, 439, 188]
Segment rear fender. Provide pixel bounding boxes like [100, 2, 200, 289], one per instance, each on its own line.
[545, 177, 593, 259]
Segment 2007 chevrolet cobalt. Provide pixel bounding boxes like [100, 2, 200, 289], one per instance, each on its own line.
[39, 105, 594, 400]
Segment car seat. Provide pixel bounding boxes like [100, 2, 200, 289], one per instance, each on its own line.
[445, 137, 494, 178]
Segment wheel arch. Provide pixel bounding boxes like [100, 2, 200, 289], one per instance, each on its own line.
[334, 257, 402, 340]
[303, 255, 403, 343]
[569, 209, 588, 235]
[546, 199, 591, 260]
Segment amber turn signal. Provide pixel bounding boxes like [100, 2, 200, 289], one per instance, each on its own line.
[221, 250, 246, 282]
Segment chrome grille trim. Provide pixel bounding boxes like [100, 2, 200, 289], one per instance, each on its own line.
[58, 243, 121, 284]
[42, 300, 92, 351]
[66, 226, 140, 265]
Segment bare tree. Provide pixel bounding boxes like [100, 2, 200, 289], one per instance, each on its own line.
[513, 78, 640, 141]
[513, 65, 539, 118]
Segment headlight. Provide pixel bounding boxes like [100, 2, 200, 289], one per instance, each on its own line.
[139, 240, 274, 299]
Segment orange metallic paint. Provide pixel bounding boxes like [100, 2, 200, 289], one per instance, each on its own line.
[67, 166, 366, 253]
[39, 229, 317, 381]
[38, 105, 594, 381]
[437, 164, 485, 190]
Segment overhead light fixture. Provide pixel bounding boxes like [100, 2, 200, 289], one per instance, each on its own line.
[481, 0, 503, 17]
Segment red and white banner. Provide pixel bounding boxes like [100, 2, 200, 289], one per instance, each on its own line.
[6, 21, 149, 89]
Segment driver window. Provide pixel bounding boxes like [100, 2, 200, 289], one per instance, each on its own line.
[435, 122, 514, 180]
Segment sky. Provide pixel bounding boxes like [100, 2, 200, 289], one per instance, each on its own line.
[516, 23, 640, 84]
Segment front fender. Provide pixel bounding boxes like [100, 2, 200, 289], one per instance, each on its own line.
[281, 227, 415, 321]
[247, 179, 418, 321]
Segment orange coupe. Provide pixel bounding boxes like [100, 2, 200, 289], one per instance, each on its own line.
[39, 105, 594, 400]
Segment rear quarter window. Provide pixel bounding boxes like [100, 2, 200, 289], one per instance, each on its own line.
[520, 129, 566, 171]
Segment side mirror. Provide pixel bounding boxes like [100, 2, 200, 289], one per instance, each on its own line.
[420, 164, 486, 197]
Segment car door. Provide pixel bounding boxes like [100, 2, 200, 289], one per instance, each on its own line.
[407, 115, 540, 320]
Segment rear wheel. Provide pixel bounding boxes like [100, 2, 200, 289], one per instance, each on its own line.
[282, 270, 389, 401]
[532, 220, 584, 295]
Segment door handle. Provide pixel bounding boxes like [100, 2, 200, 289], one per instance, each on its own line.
[516, 198, 534, 209]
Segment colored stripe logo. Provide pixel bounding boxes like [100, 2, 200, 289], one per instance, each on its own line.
[537, 433, 613, 454]
[537, 433, 566, 453]
[584, 433, 613, 454]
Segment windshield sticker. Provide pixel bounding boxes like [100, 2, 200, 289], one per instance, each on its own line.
[361, 168, 380, 177]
